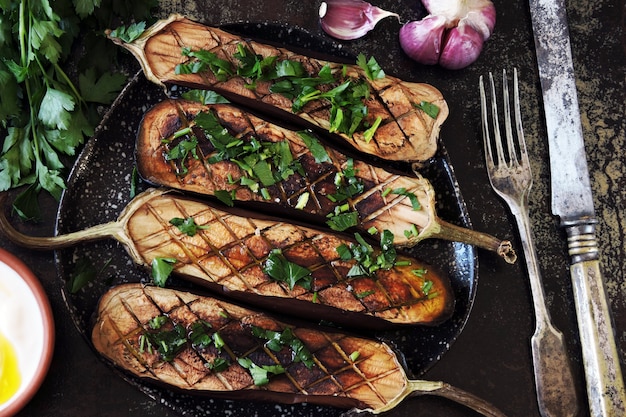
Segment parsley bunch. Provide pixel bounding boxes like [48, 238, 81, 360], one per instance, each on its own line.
[0, 0, 155, 220]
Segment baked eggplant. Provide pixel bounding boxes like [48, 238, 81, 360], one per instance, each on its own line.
[107, 14, 448, 163]
[136, 98, 515, 262]
[91, 283, 506, 416]
[0, 188, 454, 328]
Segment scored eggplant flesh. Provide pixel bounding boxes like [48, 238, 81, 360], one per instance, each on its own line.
[91, 283, 508, 416]
[136, 99, 516, 262]
[108, 14, 449, 163]
[0, 188, 454, 328]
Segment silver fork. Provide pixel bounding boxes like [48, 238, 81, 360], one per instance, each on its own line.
[480, 69, 578, 417]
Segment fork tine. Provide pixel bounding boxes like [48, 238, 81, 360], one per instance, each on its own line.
[512, 68, 530, 166]
[488, 72, 507, 168]
[502, 69, 517, 165]
[479, 75, 494, 168]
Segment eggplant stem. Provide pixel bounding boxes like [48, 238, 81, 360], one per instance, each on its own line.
[344, 379, 508, 417]
[0, 194, 123, 250]
[433, 219, 516, 264]
[406, 380, 509, 417]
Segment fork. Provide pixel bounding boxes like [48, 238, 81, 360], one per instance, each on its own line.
[480, 69, 578, 417]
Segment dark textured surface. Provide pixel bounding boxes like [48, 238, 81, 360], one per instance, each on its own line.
[2, 0, 625, 416]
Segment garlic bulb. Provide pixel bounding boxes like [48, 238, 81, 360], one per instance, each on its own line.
[400, 0, 496, 69]
[319, 0, 400, 40]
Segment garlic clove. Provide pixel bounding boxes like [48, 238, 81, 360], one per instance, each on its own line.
[464, 4, 496, 41]
[438, 21, 484, 70]
[398, 15, 447, 65]
[319, 0, 400, 40]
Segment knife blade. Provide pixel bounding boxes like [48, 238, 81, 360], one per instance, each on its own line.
[528, 0, 626, 416]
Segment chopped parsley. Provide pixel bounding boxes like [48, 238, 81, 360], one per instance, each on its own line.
[356, 53, 385, 80]
[163, 136, 199, 176]
[384, 187, 422, 211]
[169, 216, 209, 236]
[252, 326, 314, 369]
[328, 158, 364, 203]
[326, 210, 359, 232]
[297, 130, 331, 163]
[139, 323, 187, 362]
[237, 357, 285, 386]
[191, 110, 304, 193]
[175, 44, 387, 140]
[151, 257, 177, 287]
[263, 249, 312, 290]
[336, 230, 400, 277]
[415, 100, 441, 119]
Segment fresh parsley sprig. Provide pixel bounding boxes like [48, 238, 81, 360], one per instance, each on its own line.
[0, 0, 155, 220]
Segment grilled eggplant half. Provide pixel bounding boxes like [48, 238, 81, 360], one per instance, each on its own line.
[108, 14, 448, 163]
[91, 283, 506, 416]
[0, 188, 453, 328]
[136, 98, 515, 262]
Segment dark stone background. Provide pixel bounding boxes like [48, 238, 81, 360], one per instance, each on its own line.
[4, 0, 624, 416]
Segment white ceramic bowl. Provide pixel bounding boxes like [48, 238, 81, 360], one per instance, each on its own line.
[0, 248, 54, 416]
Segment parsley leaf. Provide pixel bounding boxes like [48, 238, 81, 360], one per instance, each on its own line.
[356, 53, 385, 80]
[78, 68, 127, 104]
[169, 216, 209, 236]
[0, 1, 154, 218]
[237, 357, 285, 386]
[415, 101, 440, 119]
[252, 326, 314, 368]
[298, 131, 331, 163]
[108, 22, 146, 43]
[151, 257, 177, 287]
[263, 249, 312, 290]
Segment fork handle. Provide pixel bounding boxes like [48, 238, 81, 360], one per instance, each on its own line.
[514, 211, 579, 417]
[564, 219, 626, 417]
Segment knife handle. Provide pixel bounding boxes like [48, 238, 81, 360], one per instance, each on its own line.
[564, 219, 626, 416]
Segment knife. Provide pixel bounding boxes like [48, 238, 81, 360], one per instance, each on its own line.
[528, 0, 626, 416]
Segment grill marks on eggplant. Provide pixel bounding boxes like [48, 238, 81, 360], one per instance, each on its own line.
[111, 14, 448, 162]
[137, 99, 435, 246]
[92, 284, 408, 410]
[125, 190, 452, 326]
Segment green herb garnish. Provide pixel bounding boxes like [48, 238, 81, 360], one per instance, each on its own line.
[336, 230, 400, 277]
[181, 89, 230, 104]
[68, 257, 112, 294]
[298, 130, 331, 163]
[415, 100, 441, 119]
[237, 357, 285, 386]
[176, 45, 385, 140]
[108, 22, 146, 43]
[169, 216, 209, 236]
[356, 53, 385, 80]
[207, 357, 230, 372]
[151, 257, 177, 287]
[263, 249, 312, 290]
[326, 211, 359, 232]
[252, 326, 314, 369]
[164, 136, 199, 176]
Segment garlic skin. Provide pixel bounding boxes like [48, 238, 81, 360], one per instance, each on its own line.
[319, 0, 400, 40]
[398, 15, 446, 66]
[400, 0, 496, 69]
[438, 20, 485, 70]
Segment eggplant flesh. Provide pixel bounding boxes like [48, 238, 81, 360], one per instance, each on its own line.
[92, 284, 508, 417]
[122, 189, 454, 328]
[136, 99, 516, 263]
[136, 99, 435, 248]
[91, 283, 408, 411]
[109, 14, 449, 163]
[0, 188, 454, 328]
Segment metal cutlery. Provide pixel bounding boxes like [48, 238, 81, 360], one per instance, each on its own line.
[480, 69, 578, 417]
[528, 0, 626, 415]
